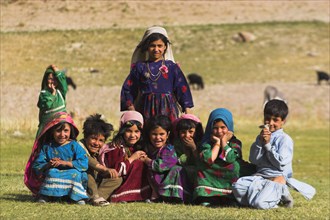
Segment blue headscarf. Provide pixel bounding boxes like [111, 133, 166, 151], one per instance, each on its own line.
[201, 108, 234, 144]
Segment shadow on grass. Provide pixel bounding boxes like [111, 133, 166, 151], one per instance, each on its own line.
[0, 193, 35, 203]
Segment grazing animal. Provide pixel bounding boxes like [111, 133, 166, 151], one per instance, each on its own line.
[187, 73, 204, 90]
[62, 68, 77, 90]
[264, 85, 286, 106]
[316, 70, 329, 85]
[66, 76, 77, 90]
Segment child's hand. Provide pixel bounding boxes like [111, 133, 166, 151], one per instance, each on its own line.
[182, 137, 196, 150]
[49, 64, 59, 72]
[211, 135, 221, 147]
[260, 127, 271, 144]
[222, 131, 233, 143]
[128, 150, 146, 163]
[107, 168, 119, 178]
[50, 157, 71, 167]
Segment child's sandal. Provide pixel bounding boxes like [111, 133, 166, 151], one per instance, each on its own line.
[93, 197, 110, 206]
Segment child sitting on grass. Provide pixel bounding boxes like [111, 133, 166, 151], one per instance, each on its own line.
[25, 112, 89, 205]
[140, 115, 191, 203]
[79, 114, 122, 206]
[232, 99, 316, 209]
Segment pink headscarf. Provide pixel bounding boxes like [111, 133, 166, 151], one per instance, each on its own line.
[120, 111, 144, 127]
[99, 111, 144, 166]
[24, 112, 79, 195]
[172, 114, 202, 138]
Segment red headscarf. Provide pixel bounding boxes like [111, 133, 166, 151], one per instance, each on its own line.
[24, 112, 79, 195]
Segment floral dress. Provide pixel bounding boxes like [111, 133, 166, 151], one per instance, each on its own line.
[147, 144, 191, 203]
[194, 137, 242, 201]
[120, 60, 194, 122]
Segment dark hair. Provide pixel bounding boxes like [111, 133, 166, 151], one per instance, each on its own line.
[143, 115, 172, 145]
[83, 114, 114, 140]
[111, 120, 143, 148]
[264, 99, 289, 120]
[140, 33, 170, 54]
[44, 122, 77, 143]
[176, 119, 204, 144]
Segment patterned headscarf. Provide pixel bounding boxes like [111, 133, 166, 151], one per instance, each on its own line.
[202, 108, 234, 144]
[24, 112, 79, 195]
[131, 26, 175, 64]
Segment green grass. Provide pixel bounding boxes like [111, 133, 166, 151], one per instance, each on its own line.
[1, 21, 329, 87]
[0, 126, 329, 219]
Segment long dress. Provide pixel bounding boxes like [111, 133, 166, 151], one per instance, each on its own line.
[32, 141, 89, 201]
[194, 137, 242, 202]
[147, 144, 191, 203]
[99, 141, 151, 202]
[36, 68, 68, 137]
[120, 60, 194, 122]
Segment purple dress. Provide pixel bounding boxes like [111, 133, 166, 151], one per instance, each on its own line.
[147, 144, 192, 203]
[120, 60, 194, 122]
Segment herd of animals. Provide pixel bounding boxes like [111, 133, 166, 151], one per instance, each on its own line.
[65, 70, 329, 104]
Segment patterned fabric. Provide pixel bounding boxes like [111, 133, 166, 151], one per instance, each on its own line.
[194, 137, 242, 199]
[36, 68, 68, 137]
[24, 112, 79, 195]
[120, 60, 193, 122]
[100, 141, 151, 202]
[147, 144, 191, 202]
[194, 108, 243, 201]
[32, 141, 89, 201]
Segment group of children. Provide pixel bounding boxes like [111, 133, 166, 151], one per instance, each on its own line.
[24, 26, 315, 208]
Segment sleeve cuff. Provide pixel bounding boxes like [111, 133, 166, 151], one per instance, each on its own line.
[264, 143, 272, 151]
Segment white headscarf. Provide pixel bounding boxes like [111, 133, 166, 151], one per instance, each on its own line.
[131, 26, 175, 64]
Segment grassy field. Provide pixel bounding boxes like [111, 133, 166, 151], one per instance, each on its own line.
[0, 126, 329, 219]
[1, 21, 329, 87]
[1, 21, 329, 219]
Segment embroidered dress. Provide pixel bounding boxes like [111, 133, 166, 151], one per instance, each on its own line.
[194, 137, 241, 199]
[120, 60, 193, 122]
[193, 108, 245, 204]
[36, 68, 68, 137]
[25, 112, 84, 197]
[99, 141, 151, 202]
[32, 141, 89, 201]
[147, 144, 191, 203]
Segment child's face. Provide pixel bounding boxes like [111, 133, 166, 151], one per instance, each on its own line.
[86, 134, 105, 154]
[212, 120, 228, 138]
[147, 39, 166, 62]
[264, 115, 285, 132]
[149, 126, 169, 148]
[123, 124, 141, 146]
[47, 73, 58, 89]
[179, 128, 196, 141]
[53, 123, 71, 145]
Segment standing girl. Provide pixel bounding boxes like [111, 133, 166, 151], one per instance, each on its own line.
[193, 108, 243, 207]
[120, 26, 194, 122]
[24, 112, 88, 204]
[36, 64, 68, 137]
[98, 111, 151, 202]
[140, 115, 191, 203]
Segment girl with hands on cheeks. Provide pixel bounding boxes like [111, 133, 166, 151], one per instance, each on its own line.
[193, 108, 246, 207]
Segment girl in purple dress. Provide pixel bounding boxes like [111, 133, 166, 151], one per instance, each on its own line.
[140, 115, 191, 203]
[120, 26, 194, 122]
